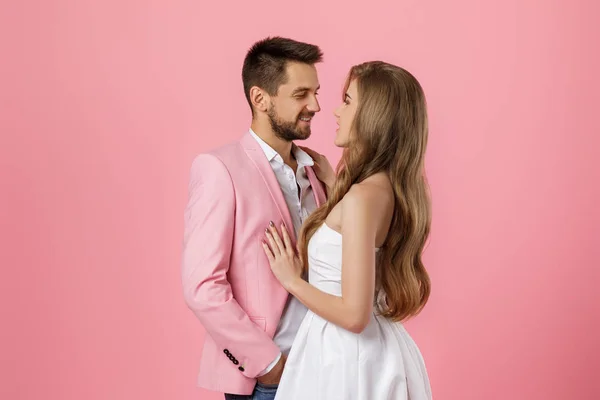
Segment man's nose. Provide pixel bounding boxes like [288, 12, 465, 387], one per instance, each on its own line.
[307, 95, 321, 113]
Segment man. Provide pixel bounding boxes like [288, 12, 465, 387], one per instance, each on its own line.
[181, 36, 327, 399]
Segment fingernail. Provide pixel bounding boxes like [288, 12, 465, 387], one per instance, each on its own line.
[269, 221, 274, 227]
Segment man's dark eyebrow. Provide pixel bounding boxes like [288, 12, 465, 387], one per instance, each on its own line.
[292, 85, 320, 95]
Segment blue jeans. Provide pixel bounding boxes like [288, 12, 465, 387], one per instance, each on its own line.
[224, 382, 278, 400]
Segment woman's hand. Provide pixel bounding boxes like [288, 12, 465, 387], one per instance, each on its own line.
[299, 146, 336, 194]
[262, 222, 303, 291]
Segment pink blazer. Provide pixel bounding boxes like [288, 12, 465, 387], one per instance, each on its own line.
[181, 132, 327, 395]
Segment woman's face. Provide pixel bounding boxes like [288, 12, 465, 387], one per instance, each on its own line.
[333, 79, 359, 147]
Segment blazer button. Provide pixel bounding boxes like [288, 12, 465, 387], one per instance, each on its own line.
[223, 349, 230, 355]
[238, 366, 245, 372]
[233, 360, 239, 365]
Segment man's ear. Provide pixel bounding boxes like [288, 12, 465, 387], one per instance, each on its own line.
[250, 86, 269, 113]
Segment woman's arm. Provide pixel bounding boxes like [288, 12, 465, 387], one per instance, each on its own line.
[264, 186, 382, 334]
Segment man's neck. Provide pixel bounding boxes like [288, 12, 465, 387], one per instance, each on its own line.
[251, 121, 295, 166]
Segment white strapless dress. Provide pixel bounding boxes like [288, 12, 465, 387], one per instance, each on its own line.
[274, 223, 432, 400]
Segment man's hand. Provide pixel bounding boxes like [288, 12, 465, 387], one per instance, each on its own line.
[256, 354, 287, 385]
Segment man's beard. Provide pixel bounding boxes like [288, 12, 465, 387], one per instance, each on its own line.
[268, 106, 314, 141]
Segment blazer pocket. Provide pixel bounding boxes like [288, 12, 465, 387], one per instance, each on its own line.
[249, 316, 266, 332]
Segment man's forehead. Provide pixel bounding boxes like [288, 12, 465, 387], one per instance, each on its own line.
[284, 63, 318, 83]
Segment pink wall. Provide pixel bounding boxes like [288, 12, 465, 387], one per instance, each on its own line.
[1, 1, 599, 399]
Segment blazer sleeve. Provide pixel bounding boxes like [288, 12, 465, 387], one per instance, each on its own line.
[181, 154, 280, 378]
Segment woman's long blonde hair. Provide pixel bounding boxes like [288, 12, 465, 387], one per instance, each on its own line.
[298, 61, 432, 321]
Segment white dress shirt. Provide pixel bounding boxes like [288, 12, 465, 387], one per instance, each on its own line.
[249, 129, 317, 376]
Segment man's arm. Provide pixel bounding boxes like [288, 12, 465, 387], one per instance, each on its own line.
[181, 154, 280, 378]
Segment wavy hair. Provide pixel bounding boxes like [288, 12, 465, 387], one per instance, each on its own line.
[298, 61, 432, 321]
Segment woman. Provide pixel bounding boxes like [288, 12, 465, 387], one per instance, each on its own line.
[262, 61, 433, 399]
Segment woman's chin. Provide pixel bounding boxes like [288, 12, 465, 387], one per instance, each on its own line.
[334, 137, 349, 148]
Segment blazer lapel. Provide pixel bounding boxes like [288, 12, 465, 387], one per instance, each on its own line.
[240, 132, 296, 242]
[306, 166, 327, 207]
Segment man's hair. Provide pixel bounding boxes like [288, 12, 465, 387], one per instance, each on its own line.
[242, 36, 323, 114]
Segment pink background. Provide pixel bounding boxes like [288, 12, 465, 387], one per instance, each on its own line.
[1, 1, 599, 399]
